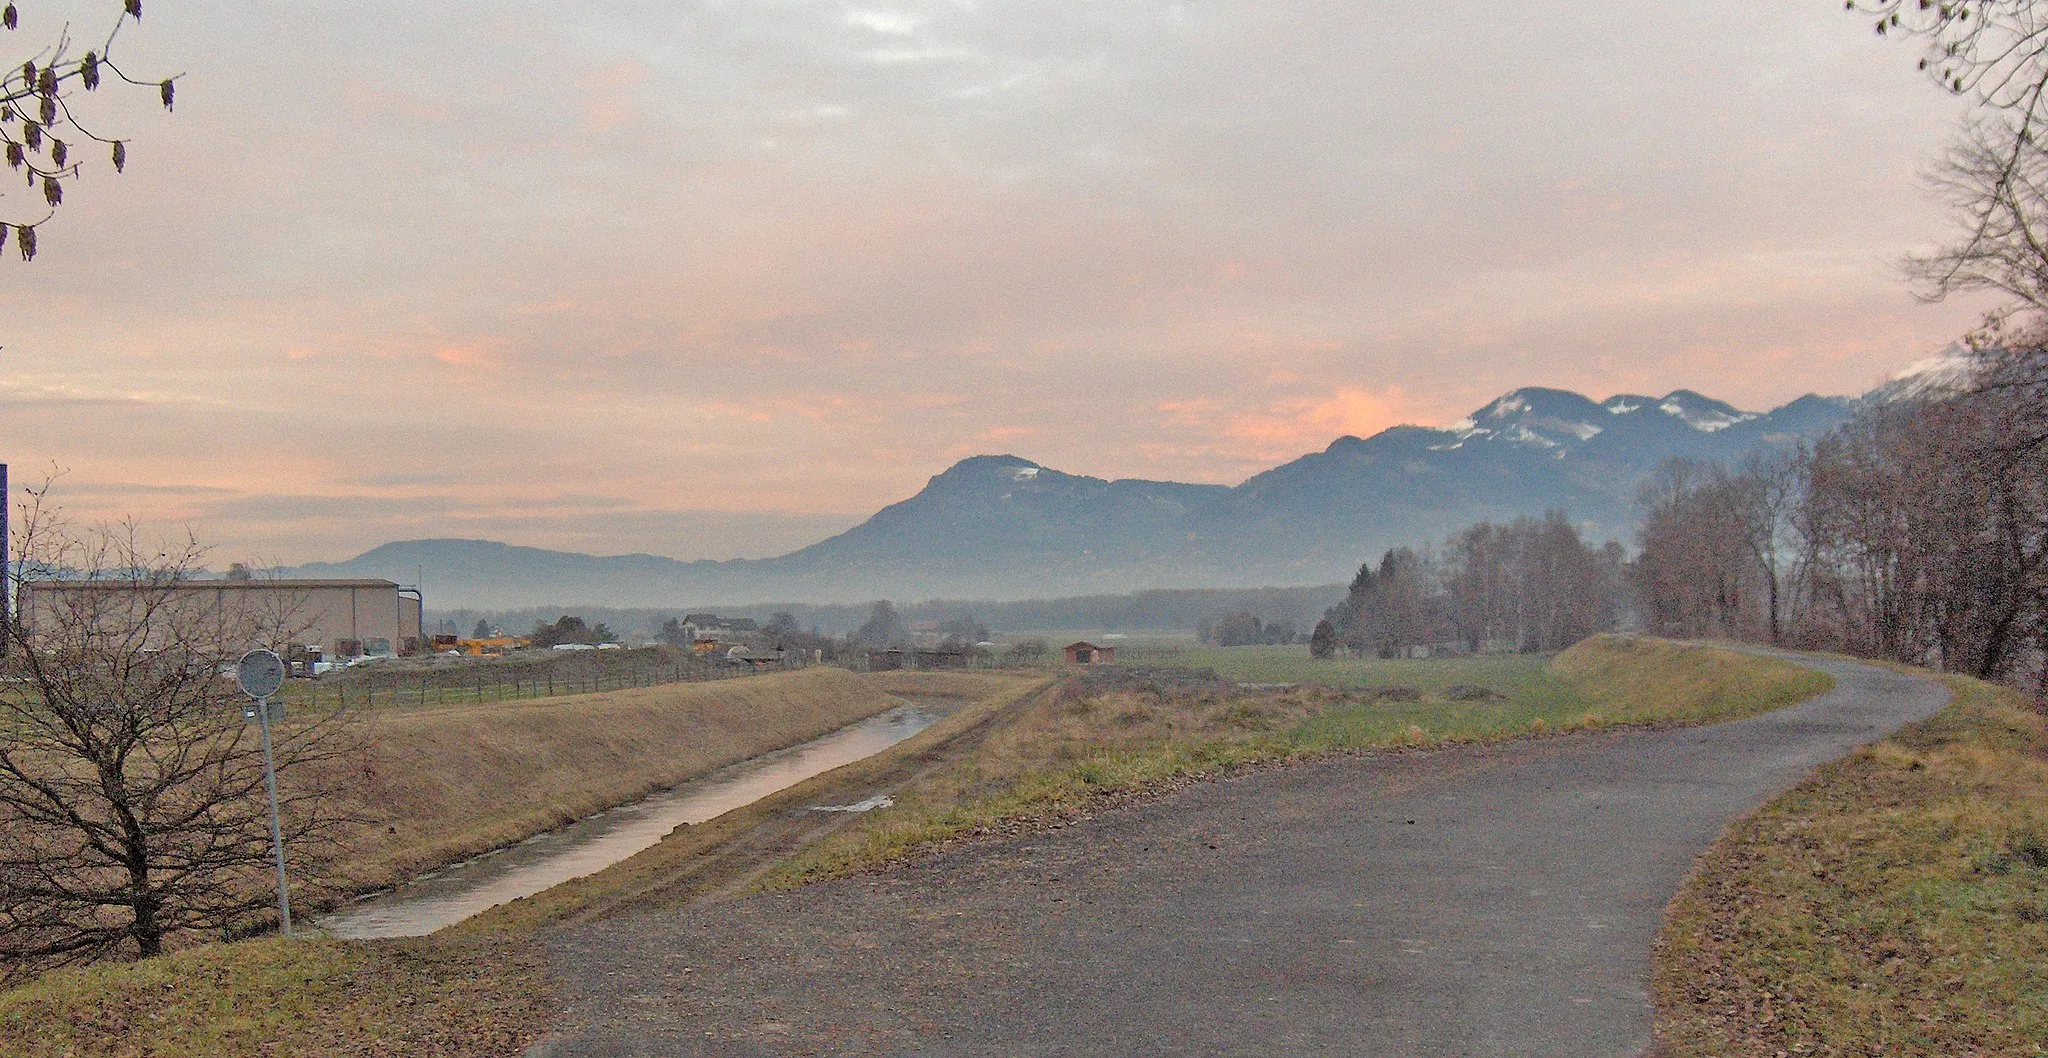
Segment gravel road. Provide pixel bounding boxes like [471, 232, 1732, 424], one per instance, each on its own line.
[532, 653, 1948, 1057]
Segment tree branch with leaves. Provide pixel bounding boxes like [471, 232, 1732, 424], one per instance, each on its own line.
[0, 0, 176, 260]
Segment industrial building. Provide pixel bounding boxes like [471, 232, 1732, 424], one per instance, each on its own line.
[16, 578, 425, 660]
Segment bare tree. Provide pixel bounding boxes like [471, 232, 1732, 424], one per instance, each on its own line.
[1909, 119, 2048, 311]
[1854, 1, 2048, 131]
[0, 2, 178, 258]
[1679, 397, 2048, 680]
[1632, 461, 1776, 641]
[0, 484, 359, 980]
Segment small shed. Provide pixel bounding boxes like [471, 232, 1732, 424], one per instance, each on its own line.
[1063, 641, 1116, 665]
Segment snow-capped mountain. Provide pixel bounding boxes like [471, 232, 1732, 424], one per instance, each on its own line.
[1430, 386, 1776, 458]
[300, 374, 1912, 607]
[1866, 343, 1983, 404]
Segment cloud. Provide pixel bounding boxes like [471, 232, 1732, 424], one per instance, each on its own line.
[0, 0, 2004, 564]
[1145, 386, 1429, 467]
[432, 343, 501, 370]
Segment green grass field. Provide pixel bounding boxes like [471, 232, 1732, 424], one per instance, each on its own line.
[1117, 642, 1563, 692]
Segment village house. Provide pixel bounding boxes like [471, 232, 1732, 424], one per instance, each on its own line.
[1063, 641, 1116, 665]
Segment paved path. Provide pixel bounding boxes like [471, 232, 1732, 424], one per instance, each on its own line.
[534, 654, 1948, 1057]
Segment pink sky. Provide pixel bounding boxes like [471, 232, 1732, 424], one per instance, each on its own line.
[1, 1, 2002, 564]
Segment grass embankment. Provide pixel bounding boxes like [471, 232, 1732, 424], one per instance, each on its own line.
[332, 665, 911, 890]
[765, 636, 1831, 887]
[0, 670, 1047, 1058]
[463, 673, 1053, 932]
[1654, 675, 2048, 1057]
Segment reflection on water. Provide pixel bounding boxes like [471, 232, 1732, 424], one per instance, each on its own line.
[323, 703, 940, 939]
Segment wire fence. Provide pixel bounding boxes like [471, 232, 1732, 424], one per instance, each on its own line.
[279, 655, 768, 711]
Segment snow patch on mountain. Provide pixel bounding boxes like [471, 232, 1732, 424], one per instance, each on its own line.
[1871, 344, 1980, 403]
[1655, 391, 1758, 433]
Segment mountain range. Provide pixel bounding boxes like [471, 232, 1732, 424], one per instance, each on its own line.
[288, 363, 1955, 610]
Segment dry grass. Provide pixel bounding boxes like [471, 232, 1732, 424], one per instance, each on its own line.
[855, 669, 1038, 700]
[463, 674, 1053, 933]
[1547, 635, 1837, 727]
[0, 670, 1049, 1058]
[326, 666, 907, 891]
[765, 637, 1832, 887]
[1654, 675, 2048, 1057]
[0, 935, 553, 1058]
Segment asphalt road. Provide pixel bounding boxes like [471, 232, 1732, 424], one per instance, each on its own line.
[532, 653, 1949, 1058]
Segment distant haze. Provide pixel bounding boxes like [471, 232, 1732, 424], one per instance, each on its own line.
[287, 376, 1905, 609]
[0, 1, 1998, 563]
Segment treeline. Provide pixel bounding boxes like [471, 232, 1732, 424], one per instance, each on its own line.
[1636, 349, 2046, 685]
[1310, 348, 2048, 690]
[1312, 511, 1626, 658]
[1198, 612, 1304, 646]
[438, 584, 1346, 643]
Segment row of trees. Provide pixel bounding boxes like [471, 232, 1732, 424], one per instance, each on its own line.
[1313, 512, 1626, 659]
[1198, 612, 1300, 647]
[529, 614, 619, 647]
[1636, 357, 2047, 686]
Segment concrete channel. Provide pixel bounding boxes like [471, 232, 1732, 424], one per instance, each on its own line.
[323, 702, 942, 939]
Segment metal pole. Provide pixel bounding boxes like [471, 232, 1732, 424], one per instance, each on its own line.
[1, 461, 9, 663]
[256, 695, 292, 934]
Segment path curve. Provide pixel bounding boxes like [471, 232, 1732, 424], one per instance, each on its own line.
[533, 653, 1948, 1057]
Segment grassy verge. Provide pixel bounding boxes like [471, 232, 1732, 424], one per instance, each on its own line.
[763, 636, 1831, 888]
[1653, 675, 2048, 1057]
[0, 936, 552, 1058]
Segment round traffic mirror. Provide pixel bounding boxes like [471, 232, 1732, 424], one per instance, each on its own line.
[236, 649, 286, 700]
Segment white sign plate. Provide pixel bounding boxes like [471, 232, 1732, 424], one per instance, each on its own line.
[236, 649, 286, 700]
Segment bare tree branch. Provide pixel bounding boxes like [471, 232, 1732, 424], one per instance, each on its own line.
[0, 483, 363, 982]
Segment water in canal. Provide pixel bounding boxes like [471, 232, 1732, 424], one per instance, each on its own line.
[323, 702, 941, 939]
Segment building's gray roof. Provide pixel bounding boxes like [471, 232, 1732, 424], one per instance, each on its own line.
[32, 578, 405, 591]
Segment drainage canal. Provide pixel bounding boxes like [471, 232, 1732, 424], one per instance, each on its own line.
[323, 702, 942, 939]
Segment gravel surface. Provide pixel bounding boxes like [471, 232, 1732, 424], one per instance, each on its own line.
[532, 654, 1947, 1058]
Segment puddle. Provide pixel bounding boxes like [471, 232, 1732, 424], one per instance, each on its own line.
[811, 794, 894, 813]
[323, 702, 942, 939]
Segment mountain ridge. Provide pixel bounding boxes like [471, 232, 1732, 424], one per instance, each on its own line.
[287, 370, 1940, 609]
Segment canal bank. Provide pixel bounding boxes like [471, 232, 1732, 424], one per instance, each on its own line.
[324, 702, 950, 938]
